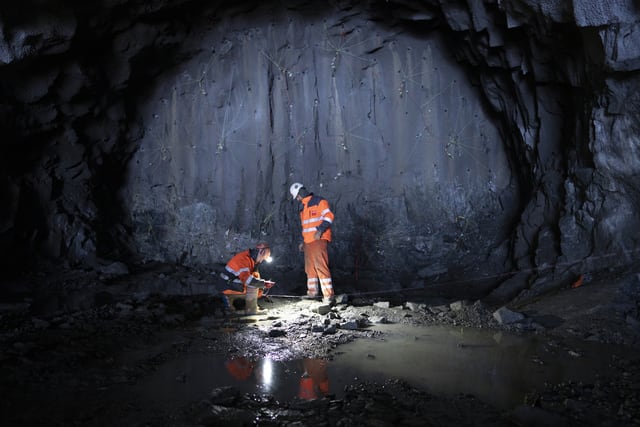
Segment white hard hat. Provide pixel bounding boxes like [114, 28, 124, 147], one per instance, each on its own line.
[289, 182, 304, 199]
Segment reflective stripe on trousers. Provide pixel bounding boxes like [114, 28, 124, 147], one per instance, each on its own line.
[304, 239, 333, 298]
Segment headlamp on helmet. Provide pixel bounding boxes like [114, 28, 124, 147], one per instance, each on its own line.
[256, 242, 273, 263]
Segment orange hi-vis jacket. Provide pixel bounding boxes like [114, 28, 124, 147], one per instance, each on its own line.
[300, 194, 334, 244]
[223, 250, 263, 297]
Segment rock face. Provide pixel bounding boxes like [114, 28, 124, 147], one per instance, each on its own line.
[122, 3, 514, 274]
[1, 1, 639, 297]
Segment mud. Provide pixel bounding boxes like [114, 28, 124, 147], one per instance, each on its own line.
[1, 263, 639, 426]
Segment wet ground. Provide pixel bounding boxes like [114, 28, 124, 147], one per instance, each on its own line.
[1, 263, 640, 426]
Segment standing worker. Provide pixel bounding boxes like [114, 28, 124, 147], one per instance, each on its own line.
[298, 358, 330, 400]
[289, 182, 335, 303]
[217, 242, 275, 314]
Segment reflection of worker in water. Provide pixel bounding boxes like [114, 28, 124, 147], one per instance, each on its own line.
[225, 356, 254, 381]
[217, 242, 275, 314]
[298, 358, 329, 400]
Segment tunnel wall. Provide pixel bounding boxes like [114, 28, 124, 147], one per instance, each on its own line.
[121, 4, 517, 280]
[1, 0, 639, 296]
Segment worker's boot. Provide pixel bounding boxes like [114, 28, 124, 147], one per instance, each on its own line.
[224, 296, 245, 315]
[245, 286, 259, 315]
[222, 295, 234, 315]
[322, 295, 335, 306]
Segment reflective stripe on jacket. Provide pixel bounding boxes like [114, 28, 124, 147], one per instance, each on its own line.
[300, 194, 333, 243]
[225, 250, 257, 286]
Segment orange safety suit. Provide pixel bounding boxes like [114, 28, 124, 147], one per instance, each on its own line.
[225, 356, 254, 381]
[299, 194, 334, 298]
[298, 358, 329, 400]
[222, 250, 264, 299]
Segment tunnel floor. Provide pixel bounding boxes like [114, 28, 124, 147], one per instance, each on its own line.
[1, 264, 639, 426]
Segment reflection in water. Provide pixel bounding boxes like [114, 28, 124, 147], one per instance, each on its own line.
[133, 324, 631, 412]
[258, 358, 275, 392]
[299, 358, 329, 400]
[329, 324, 633, 410]
[225, 356, 254, 380]
[224, 356, 277, 394]
[224, 356, 330, 400]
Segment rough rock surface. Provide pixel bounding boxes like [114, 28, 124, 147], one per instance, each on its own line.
[1, 263, 639, 426]
[1, 1, 639, 304]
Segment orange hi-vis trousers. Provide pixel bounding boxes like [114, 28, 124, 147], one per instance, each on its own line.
[304, 239, 334, 298]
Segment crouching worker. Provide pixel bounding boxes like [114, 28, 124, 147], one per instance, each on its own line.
[217, 242, 275, 315]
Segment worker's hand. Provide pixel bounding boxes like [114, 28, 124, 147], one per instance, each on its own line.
[264, 280, 275, 289]
[314, 231, 322, 240]
[298, 242, 304, 252]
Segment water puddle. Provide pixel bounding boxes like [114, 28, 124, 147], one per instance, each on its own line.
[133, 324, 630, 410]
[329, 324, 629, 409]
[130, 353, 315, 405]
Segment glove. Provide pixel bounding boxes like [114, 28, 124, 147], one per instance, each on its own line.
[264, 280, 275, 289]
